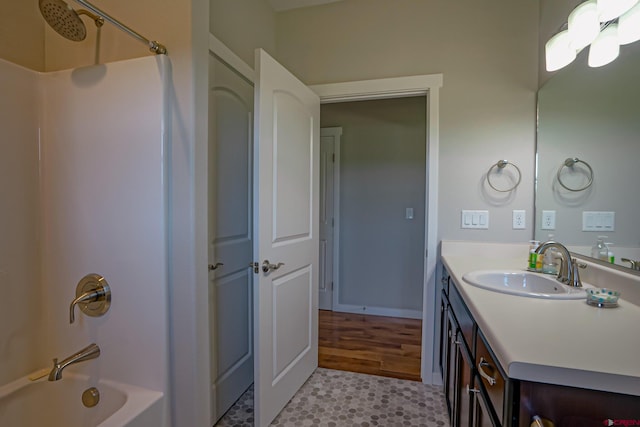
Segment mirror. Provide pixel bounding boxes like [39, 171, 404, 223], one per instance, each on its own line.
[535, 41, 640, 271]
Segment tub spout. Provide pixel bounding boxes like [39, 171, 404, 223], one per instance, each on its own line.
[48, 343, 100, 381]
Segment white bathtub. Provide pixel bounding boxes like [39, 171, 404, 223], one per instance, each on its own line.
[0, 373, 163, 427]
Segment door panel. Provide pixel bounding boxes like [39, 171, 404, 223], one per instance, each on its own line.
[254, 48, 320, 427]
[208, 53, 254, 424]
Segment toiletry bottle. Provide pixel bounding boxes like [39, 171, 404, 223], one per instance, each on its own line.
[591, 236, 608, 261]
[605, 242, 615, 264]
[529, 240, 540, 270]
[542, 234, 558, 274]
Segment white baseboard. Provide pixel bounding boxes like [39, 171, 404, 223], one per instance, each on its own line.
[332, 303, 422, 320]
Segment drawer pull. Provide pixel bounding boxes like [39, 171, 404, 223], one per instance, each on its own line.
[466, 384, 480, 394]
[478, 357, 497, 386]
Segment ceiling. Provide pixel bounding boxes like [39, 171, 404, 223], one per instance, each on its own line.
[268, 0, 343, 12]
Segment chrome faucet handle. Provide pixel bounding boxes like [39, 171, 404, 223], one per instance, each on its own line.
[569, 259, 585, 287]
[70, 274, 111, 324]
[621, 258, 640, 271]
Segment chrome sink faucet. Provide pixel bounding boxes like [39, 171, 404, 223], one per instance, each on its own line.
[535, 241, 584, 287]
[48, 343, 100, 381]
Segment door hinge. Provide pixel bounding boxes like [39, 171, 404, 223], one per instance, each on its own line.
[332, 218, 334, 227]
[330, 281, 334, 290]
[332, 153, 335, 163]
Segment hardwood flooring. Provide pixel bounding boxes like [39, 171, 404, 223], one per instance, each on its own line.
[318, 309, 422, 382]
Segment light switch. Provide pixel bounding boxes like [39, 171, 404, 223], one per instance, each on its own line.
[405, 208, 414, 220]
[461, 210, 489, 229]
[583, 211, 615, 231]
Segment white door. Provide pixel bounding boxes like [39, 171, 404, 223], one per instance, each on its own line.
[208, 53, 254, 423]
[319, 127, 341, 310]
[253, 48, 320, 427]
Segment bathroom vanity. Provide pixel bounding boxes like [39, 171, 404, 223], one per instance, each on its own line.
[439, 241, 640, 427]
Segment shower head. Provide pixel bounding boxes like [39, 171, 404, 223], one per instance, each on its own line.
[39, 0, 87, 41]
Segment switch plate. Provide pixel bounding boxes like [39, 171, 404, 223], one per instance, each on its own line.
[512, 210, 526, 229]
[582, 211, 615, 231]
[405, 207, 414, 220]
[461, 210, 489, 229]
[541, 210, 556, 230]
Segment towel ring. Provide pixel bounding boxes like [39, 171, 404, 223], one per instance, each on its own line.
[487, 160, 521, 192]
[557, 157, 593, 192]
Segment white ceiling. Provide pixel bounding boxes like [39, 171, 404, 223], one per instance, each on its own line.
[268, 0, 343, 12]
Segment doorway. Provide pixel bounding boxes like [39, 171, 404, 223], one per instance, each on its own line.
[317, 97, 427, 381]
[208, 34, 443, 427]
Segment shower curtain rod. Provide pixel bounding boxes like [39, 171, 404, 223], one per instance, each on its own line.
[73, 0, 167, 54]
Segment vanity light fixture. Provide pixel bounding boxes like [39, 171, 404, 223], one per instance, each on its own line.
[588, 23, 620, 67]
[568, 0, 600, 49]
[546, 30, 577, 71]
[618, 2, 640, 44]
[545, 0, 640, 71]
[596, 0, 638, 22]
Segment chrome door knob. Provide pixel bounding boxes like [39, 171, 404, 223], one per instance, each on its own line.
[262, 260, 284, 273]
[208, 262, 224, 271]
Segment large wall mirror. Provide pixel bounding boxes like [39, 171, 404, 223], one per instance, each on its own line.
[536, 41, 640, 272]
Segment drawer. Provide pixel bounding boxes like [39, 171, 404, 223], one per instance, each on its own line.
[475, 330, 506, 425]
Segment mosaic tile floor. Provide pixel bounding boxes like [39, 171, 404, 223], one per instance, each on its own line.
[215, 368, 450, 427]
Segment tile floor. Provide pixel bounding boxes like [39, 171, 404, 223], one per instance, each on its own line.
[215, 368, 450, 427]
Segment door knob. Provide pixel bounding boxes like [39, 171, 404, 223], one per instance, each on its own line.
[262, 260, 284, 273]
[208, 262, 224, 271]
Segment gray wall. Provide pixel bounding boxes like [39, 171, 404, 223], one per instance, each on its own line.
[322, 97, 426, 312]
[210, 0, 277, 68]
[276, 0, 539, 244]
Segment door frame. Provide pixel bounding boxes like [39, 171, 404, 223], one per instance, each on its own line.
[311, 77, 443, 385]
[319, 127, 342, 311]
[208, 34, 443, 386]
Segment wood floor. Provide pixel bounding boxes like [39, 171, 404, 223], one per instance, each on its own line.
[318, 309, 423, 382]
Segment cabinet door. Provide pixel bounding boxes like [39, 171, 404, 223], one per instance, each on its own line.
[472, 382, 498, 427]
[444, 309, 457, 416]
[439, 291, 448, 376]
[454, 330, 473, 427]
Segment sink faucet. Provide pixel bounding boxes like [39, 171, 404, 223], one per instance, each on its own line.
[621, 258, 640, 271]
[48, 343, 100, 381]
[535, 241, 583, 287]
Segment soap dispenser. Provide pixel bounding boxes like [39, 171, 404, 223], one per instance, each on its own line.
[591, 236, 609, 261]
[542, 234, 558, 274]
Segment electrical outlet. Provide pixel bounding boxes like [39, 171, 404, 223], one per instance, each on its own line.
[541, 210, 556, 230]
[512, 210, 526, 229]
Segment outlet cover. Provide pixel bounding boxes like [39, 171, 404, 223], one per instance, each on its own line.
[541, 210, 556, 230]
[512, 210, 526, 229]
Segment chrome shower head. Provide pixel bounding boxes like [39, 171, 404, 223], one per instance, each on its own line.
[39, 0, 87, 41]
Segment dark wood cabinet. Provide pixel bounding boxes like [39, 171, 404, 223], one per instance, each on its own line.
[441, 266, 503, 427]
[440, 264, 640, 427]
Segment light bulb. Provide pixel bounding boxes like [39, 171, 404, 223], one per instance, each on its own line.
[618, 1, 640, 44]
[597, 0, 639, 22]
[545, 30, 577, 72]
[568, 0, 600, 49]
[588, 24, 620, 67]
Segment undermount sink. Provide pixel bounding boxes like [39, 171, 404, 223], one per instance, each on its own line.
[462, 270, 587, 299]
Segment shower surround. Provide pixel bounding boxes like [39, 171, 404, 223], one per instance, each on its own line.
[0, 55, 170, 426]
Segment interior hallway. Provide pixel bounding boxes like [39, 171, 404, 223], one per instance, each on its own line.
[318, 310, 423, 382]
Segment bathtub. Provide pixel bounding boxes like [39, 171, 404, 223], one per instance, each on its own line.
[0, 372, 163, 427]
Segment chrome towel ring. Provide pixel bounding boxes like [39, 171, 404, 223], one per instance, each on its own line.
[487, 160, 521, 192]
[557, 157, 593, 192]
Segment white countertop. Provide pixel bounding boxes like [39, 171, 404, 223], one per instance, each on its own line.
[441, 241, 640, 396]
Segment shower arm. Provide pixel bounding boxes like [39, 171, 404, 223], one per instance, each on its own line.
[73, 0, 167, 54]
